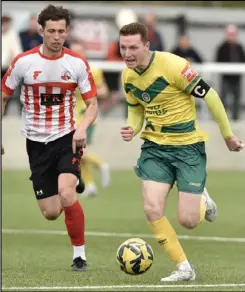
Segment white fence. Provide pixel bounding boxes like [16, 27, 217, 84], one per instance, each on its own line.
[2, 117, 245, 171]
[88, 61, 245, 120]
[88, 61, 245, 75]
[2, 62, 245, 171]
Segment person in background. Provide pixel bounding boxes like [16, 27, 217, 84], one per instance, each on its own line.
[2, 15, 22, 76]
[143, 11, 164, 51]
[2, 15, 23, 116]
[71, 39, 111, 196]
[172, 35, 203, 63]
[104, 9, 138, 116]
[19, 15, 43, 52]
[215, 24, 245, 120]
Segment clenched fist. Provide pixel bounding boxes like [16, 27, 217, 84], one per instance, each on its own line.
[225, 136, 244, 152]
[120, 126, 134, 142]
[72, 128, 86, 154]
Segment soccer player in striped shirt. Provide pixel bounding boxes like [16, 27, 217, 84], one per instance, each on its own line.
[1, 5, 98, 271]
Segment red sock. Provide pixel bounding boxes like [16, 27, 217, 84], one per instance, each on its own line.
[63, 200, 85, 246]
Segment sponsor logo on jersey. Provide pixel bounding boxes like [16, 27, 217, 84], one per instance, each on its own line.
[61, 70, 71, 81]
[33, 71, 42, 80]
[142, 92, 150, 102]
[40, 93, 64, 106]
[181, 65, 198, 82]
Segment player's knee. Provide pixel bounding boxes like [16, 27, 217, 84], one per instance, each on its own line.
[59, 186, 76, 206]
[42, 209, 60, 221]
[178, 213, 199, 229]
[144, 203, 163, 221]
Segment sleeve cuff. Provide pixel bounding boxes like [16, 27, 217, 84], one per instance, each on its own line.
[82, 89, 97, 100]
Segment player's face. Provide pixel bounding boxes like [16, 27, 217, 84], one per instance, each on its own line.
[120, 34, 149, 69]
[40, 19, 68, 53]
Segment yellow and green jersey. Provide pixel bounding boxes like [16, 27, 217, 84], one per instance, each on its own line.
[75, 67, 104, 126]
[122, 51, 208, 145]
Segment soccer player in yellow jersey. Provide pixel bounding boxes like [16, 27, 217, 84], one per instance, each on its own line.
[119, 23, 244, 282]
[70, 40, 111, 196]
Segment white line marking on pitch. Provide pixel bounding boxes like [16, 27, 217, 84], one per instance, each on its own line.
[2, 284, 245, 290]
[2, 228, 245, 243]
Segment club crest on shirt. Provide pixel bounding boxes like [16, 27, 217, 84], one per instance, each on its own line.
[61, 70, 71, 81]
[142, 92, 150, 102]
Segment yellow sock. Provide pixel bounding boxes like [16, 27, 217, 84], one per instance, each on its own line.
[87, 153, 103, 169]
[81, 159, 94, 186]
[149, 217, 187, 264]
[199, 196, 206, 224]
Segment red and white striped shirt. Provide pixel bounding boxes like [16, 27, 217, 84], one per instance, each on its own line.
[2, 45, 97, 143]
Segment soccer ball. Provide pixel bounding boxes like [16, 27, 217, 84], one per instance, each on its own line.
[116, 238, 154, 275]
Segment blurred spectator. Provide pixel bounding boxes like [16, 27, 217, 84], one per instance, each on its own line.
[2, 15, 22, 76]
[70, 39, 110, 115]
[215, 24, 245, 120]
[176, 14, 188, 37]
[105, 9, 137, 116]
[107, 9, 138, 61]
[19, 15, 43, 52]
[2, 15, 22, 116]
[143, 12, 164, 51]
[107, 41, 122, 62]
[172, 35, 203, 63]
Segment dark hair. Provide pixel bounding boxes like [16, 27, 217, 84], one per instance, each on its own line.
[38, 4, 70, 28]
[119, 22, 148, 43]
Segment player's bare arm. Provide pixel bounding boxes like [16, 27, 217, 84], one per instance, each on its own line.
[1, 91, 11, 155]
[2, 91, 10, 115]
[97, 80, 109, 100]
[72, 96, 98, 152]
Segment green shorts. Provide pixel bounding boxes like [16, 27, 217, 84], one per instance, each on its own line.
[86, 124, 95, 145]
[135, 140, 207, 194]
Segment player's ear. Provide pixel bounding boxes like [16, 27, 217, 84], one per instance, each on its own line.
[145, 41, 150, 50]
[39, 27, 44, 37]
[66, 26, 70, 34]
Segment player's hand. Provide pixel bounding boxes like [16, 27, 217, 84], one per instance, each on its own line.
[1, 145, 4, 155]
[225, 136, 244, 152]
[120, 126, 134, 142]
[72, 129, 87, 154]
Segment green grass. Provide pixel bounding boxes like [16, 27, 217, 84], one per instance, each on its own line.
[2, 170, 245, 291]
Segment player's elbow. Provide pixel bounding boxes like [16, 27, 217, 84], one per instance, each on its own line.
[86, 97, 99, 117]
[2, 91, 10, 102]
[97, 85, 109, 99]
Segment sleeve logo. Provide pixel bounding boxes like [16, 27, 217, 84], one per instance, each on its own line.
[181, 64, 198, 82]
